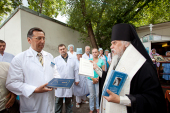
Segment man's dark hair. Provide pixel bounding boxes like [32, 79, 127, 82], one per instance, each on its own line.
[0, 40, 6, 44]
[58, 44, 66, 50]
[27, 27, 45, 38]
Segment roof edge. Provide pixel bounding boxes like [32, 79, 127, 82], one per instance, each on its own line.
[0, 6, 20, 29]
[136, 21, 170, 30]
[0, 5, 69, 29]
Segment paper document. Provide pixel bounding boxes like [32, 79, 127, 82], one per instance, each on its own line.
[79, 58, 94, 77]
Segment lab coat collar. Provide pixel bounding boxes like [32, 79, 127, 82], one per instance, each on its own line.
[27, 47, 47, 57]
[61, 53, 68, 59]
[59, 54, 72, 59]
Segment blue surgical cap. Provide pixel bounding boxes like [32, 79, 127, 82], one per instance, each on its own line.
[105, 49, 109, 52]
[76, 48, 82, 54]
[98, 48, 103, 51]
[68, 44, 74, 50]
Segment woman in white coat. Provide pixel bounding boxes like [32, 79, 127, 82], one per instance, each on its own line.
[67, 44, 77, 58]
[73, 48, 89, 108]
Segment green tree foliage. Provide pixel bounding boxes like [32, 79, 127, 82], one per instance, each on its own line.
[65, 0, 170, 50]
[0, 0, 22, 22]
[0, 0, 66, 24]
[132, 0, 170, 27]
[27, 0, 66, 18]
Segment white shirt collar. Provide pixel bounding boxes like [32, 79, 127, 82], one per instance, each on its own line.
[29, 47, 42, 57]
[0, 52, 5, 56]
[85, 53, 89, 56]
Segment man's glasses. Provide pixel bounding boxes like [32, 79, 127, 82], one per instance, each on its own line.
[33, 37, 45, 41]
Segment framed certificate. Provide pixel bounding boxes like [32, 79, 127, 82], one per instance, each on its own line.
[79, 58, 94, 77]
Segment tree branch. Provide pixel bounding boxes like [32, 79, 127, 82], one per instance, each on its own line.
[124, 0, 152, 23]
[39, 0, 44, 13]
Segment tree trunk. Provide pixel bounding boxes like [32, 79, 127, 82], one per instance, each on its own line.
[86, 22, 98, 48]
[80, 0, 98, 48]
[39, 0, 44, 13]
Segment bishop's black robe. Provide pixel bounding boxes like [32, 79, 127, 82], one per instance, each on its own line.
[99, 61, 167, 113]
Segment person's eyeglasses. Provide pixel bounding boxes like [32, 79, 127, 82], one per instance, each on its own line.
[34, 37, 45, 41]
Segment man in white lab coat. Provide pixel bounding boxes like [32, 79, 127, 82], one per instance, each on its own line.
[82, 46, 93, 59]
[6, 27, 61, 113]
[54, 44, 79, 113]
[0, 40, 14, 63]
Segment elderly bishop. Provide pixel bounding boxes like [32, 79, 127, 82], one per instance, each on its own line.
[92, 23, 166, 113]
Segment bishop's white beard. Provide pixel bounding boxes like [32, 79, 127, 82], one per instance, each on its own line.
[111, 49, 124, 70]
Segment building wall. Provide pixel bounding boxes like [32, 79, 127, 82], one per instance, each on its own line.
[137, 22, 170, 39]
[136, 22, 170, 54]
[0, 10, 22, 56]
[20, 10, 88, 57]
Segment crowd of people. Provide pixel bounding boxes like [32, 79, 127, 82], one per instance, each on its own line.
[0, 27, 112, 113]
[0, 23, 167, 113]
[149, 48, 170, 81]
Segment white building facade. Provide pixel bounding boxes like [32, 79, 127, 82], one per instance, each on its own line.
[0, 6, 88, 56]
[137, 22, 170, 55]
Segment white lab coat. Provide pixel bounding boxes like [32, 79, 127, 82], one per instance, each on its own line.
[99, 54, 107, 71]
[6, 47, 60, 113]
[107, 53, 112, 63]
[0, 52, 14, 63]
[82, 53, 93, 59]
[54, 55, 79, 97]
[67, 51, 77, 58]
[73, 60, 89, 96]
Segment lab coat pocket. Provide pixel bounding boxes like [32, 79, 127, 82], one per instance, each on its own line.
[20, 95, 36, 112]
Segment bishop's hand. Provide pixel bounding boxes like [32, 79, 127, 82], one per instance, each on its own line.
[103, 89, 120, 104]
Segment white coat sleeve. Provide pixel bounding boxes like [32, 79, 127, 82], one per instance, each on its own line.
[53, 65, 61, 78]
[74, 60, 80, 82]
[6, 57, 37, 98]
[120, 96, 131, 106]
[107, 54, 111, 62]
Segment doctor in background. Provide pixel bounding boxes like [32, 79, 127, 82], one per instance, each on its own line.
[54, 44, 79, 113]
[98, 48, 107, 71]
[82, 46, 93, 59]
[67, 44, 77, 58]
[0, 39, 19, 101]
[104, 50, 110, 70]
[74, 48, 89, 108]
[0, 40, 14, 63]
[6, 27, 60, 113]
